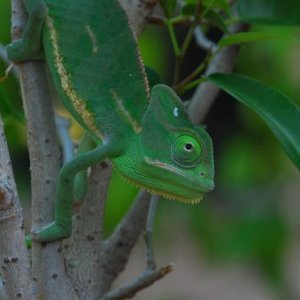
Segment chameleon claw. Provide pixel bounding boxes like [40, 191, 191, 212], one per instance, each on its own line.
[25, 235, 32, 249]
[32, 222, 72, 242]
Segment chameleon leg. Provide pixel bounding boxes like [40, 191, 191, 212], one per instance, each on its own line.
[6, 0, 47, 62]
[34, 143, 116, 242]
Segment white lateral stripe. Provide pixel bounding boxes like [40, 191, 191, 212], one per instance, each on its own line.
[110, 89, 142, 133]
[85, 25, 99, 54]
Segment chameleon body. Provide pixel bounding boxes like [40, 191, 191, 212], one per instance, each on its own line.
[7, 0, 214, 242]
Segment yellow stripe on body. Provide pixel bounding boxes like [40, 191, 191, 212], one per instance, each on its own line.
[110, 89, 142, 133]
[46, 16, 103, 140]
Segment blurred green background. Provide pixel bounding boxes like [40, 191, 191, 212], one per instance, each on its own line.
[1, 1, 300, 299]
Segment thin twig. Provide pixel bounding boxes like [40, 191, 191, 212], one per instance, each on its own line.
[0, 43, 19, 80]
[172, 1, 202, 86]
[147, 15, 165, 26]
[144, 195, 160, 271]
[98, 191, 151, 295]
[99, 264, 174, 300]
[0, 44, 8, 64]
[175, 47, 212, 93]
[166, 20, 181, 56]
[188, 23, 249, 124]
[194, 26, 218, 52]
[55, 116, 74, 164]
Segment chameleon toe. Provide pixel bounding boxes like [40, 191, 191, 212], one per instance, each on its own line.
[33, 222, 72, 242]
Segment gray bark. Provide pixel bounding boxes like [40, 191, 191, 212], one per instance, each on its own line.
[11, 0, 79, 299]
[0, 115, 33, 300]
[64, 163, 112, 299]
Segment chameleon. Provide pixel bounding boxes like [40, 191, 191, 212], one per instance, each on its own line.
[7, 0, 214, 242]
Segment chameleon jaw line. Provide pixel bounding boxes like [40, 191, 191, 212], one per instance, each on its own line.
[119, 170, 202, 204]
[144, 156, 213, 191]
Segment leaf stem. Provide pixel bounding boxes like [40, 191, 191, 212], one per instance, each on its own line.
[175, 48, 215, 92]
[178, 77, 206, 94]
[171, 1, 202, 86]
[166, 19, 181, 56]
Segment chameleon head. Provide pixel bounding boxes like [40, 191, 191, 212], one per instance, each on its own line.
[112, 84, 214, 204]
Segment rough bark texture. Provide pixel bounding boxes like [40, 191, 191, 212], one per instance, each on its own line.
[119, 0, 158, 35]
[11, 1, 79, 299]
[0, 115, 33, 300]
[64, 162, 112, 299]
[99, 264, 174, 300]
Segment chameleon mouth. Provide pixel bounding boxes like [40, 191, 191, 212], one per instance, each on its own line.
[116, 169, 203, 204]
[144, 156, 214, 193]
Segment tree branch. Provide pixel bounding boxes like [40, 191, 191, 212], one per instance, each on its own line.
[11, 0, 79, 299]
[64, 162, 112, 299]
[99, 264, 174, 300]
[188, 23, 249, 124]
[98, 191, 151, 295]
[194, 26, 218, 53]
[0, 43, 19, 80]
[0, 114, 33, 300]
[55, 116, 73, 163]
[0, 43, 8, 65]
[144, 195, 160, 271]
[119, 0, 159, 35]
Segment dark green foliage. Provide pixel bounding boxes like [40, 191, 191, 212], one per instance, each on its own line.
[159, 0, 177, 18]
[145, 66, 162, 88]
[208, 73, 300, 170]
[236, 0, 300, 26]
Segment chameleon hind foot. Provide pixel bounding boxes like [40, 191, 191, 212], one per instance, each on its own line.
[32, 221, 72, 242]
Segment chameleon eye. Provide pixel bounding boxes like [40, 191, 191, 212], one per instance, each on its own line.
[184, 143, 193, 151]
[171, 135, 202, 168]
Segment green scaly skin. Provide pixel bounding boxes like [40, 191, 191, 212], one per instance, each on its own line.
[7, 0, 214, 242]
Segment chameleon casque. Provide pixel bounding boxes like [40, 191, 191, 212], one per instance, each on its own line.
[7, 0, 214, 242]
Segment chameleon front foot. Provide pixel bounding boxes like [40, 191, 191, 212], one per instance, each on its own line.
[32, 221, 72, 242]
[6, 41, 44, 63]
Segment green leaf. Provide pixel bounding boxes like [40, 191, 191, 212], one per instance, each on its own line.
[182, 0, 231, 21]
[218, 32, 295, 48]
[203, 0, 231, 15]
[182, 0, 197, 4]
[207, 73, 300, 170]
[203, 9, 228, 32]
[213, 0, 231, 15]
[0, 85, 24, 121]
[160, 0, 178, 17]
[181, 3, 197, 15]
[145, 66, 162, 88]
[236, 0, 300, 26]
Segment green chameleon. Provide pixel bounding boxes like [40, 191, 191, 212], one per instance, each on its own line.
[7, 0, 214, 242]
